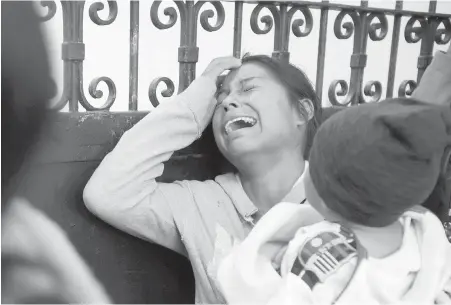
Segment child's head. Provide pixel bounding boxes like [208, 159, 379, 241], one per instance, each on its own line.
[305, 98, 451, 227]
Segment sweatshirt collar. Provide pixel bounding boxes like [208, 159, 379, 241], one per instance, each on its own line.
[215, 162, 309, 221]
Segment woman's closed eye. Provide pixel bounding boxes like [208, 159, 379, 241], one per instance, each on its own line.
[215, 84, 258, 106]
[243, 85, 258, 93]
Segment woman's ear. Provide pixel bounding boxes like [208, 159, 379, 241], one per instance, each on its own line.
[294, 98, 314, 127]
[300, 98, 314, 121]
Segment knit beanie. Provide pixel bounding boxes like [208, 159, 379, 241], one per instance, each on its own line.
[309, 98, 451, 227]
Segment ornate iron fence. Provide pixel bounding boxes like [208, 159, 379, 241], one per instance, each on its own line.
[38, 0, 451, 112]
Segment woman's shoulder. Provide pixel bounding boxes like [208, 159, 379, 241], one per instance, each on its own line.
[168, 173, 240, 211]
[175, 172, 238, 192]
[168, 175, 250, 243]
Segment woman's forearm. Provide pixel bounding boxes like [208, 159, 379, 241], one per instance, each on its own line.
[83, 76, 217, 219]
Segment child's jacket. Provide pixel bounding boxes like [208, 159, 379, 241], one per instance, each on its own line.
[217, 202, 451, 305]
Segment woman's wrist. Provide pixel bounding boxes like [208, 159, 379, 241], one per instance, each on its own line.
[182, 76, 218, 135]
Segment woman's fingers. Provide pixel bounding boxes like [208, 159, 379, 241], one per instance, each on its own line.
[202, 57, 242, 81]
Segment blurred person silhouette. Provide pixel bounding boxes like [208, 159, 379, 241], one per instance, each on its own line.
[1, 2, 110, 303]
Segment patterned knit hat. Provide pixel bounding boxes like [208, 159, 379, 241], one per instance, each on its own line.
[309, 98, 451, 227]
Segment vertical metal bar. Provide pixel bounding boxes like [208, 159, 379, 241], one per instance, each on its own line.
[178, 1, 197, 93]
[58, 2, 72, 111]
[272, 3, 290, 62]
[346, 0, 369, 105]
[69, 2, 84, 112]
[428, 0, 437, 14]
[129, 0, 139, 110]
[65, 2, 76, 112]
[233, 1, 243, 58]
[417, 0, 437, 83]
[359, 0, 369, 52]
[280, 3, 289, 61]
[386, 1, 403, 98]
[70, 63, 79, 112]
[315, 0, 329, 102]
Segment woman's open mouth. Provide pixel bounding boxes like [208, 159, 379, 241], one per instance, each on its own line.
[224, 116, 257, 135]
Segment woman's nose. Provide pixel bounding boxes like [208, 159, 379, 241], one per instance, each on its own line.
[222, 97, 240, 112]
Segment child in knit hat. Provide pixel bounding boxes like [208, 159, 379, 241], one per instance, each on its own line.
[217, 98, 451, 305]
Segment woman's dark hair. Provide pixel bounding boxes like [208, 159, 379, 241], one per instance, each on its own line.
[199, 54, 322, 177]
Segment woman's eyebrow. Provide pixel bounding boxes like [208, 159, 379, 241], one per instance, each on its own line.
[240, 76, 265, 85]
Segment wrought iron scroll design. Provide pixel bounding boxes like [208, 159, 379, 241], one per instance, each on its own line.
[38, 1, 57, 21]
[148, 78, 176, 108]
[399, 8, 451, 97]
[39, 1, 451, 111]
[89, 0, 118, 26]
[250, 2, 313, 62]
[39, 1, 118, 111]
[328, 3, 388, 106]
[149, 1, 225, 107]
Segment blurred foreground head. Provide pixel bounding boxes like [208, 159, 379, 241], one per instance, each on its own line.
[1, 3, 110, 303]
[1, 1, 55, 203]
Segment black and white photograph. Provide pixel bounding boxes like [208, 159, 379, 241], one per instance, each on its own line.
[1, 0, 451, 303]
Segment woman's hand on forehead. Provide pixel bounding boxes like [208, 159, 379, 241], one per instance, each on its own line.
[202, 56, 242, 83]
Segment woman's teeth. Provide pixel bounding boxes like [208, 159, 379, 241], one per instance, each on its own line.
[224, 117, 257, 135]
